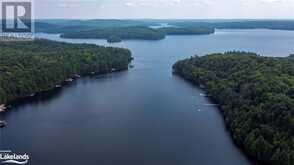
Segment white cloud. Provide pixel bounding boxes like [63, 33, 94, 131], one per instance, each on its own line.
[36, 0, 294, 19]
[259, 0, 282, 2]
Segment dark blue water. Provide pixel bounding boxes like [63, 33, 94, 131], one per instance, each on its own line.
[1, 29, 294, 165]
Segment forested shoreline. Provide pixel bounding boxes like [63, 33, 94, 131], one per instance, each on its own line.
[60, 27, 166, 42]
[173, 52, 294, 165]
[36, 20, 294, 33]
[0, 39, 132, 105]
[60, 27, 214, 42]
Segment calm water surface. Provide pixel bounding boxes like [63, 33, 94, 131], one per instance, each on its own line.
[1, 29, 294, 165]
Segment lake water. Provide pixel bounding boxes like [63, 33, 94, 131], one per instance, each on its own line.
[1, 29, 294, 165]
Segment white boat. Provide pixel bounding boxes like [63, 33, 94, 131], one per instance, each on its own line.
[55, 85, 62, 88]
[74, 74, 81, 78]
[200, 93, 211, 97]
[65, 78, 74, 82]
[0, 120, 7, 128]
[0, 104, 6, 112]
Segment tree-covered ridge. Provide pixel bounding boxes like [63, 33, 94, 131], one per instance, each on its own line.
[60, 27, 214, 42]
[35, 19, 157, 33]
[173, 52, 294, 165]
[0, 39, 132, 104]
[60, 27, 166, 41]
[158, 27, 215, 35]
[35, 20, 294, 34]
[163, 20, 294, 30]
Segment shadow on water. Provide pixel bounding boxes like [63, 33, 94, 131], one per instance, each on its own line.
[1, 71, 130, 117]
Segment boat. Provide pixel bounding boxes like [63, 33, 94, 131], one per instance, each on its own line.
[200, 93, 211, 97]
[0, 120, 7, 128]
[199, 84, 205, 89]
[74, 74, 81, 78]
[30, 93, 35, 97]
[111, 68, 117, 72]
[65, 78, 74, 82]
[55, 85, 62, 88]
[63, 78, 74, 85]
[64, 78, 74, 84]
[0, 104, 6, 112]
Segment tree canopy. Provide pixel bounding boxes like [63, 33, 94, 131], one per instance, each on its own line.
[173, 52, 294, 165]
[0, 39, 132, 104]
[60, 27, 214, 42]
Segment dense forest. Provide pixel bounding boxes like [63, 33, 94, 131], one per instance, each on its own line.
[0, 39, 132, 105]
[60, 27, 214, 42]
[35, 19, 157, 33]
[158, 27, 215, 35]
[36, 19, 294, 42]
[36, 20, 294, 34]
[60, 27, 166, 41]
[173, 52, 294, 165]
[170, 20, 294, 30]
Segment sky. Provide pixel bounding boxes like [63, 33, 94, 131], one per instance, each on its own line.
[35, 0, 294, 19]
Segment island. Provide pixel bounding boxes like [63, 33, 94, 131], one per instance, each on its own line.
[36, 20, 294, 34]
[158, 27, 215, 35]
[60, 27, 215, 43]
[0, 39, 132, 106]
[60, 27, 166, 42]
[173, 52, 294, 165]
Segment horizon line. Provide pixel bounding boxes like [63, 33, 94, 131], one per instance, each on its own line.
[32, 18, 294, 21]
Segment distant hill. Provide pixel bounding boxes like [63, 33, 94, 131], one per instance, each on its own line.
[60, 27, 166, 41]
[170, 20, 294, 30]
[35, 19, 294, 34]
[35, 19, 157, 33]
[60, 26, 215, 42]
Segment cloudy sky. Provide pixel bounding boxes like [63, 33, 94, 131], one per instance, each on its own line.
[35, 0, 294, 19]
